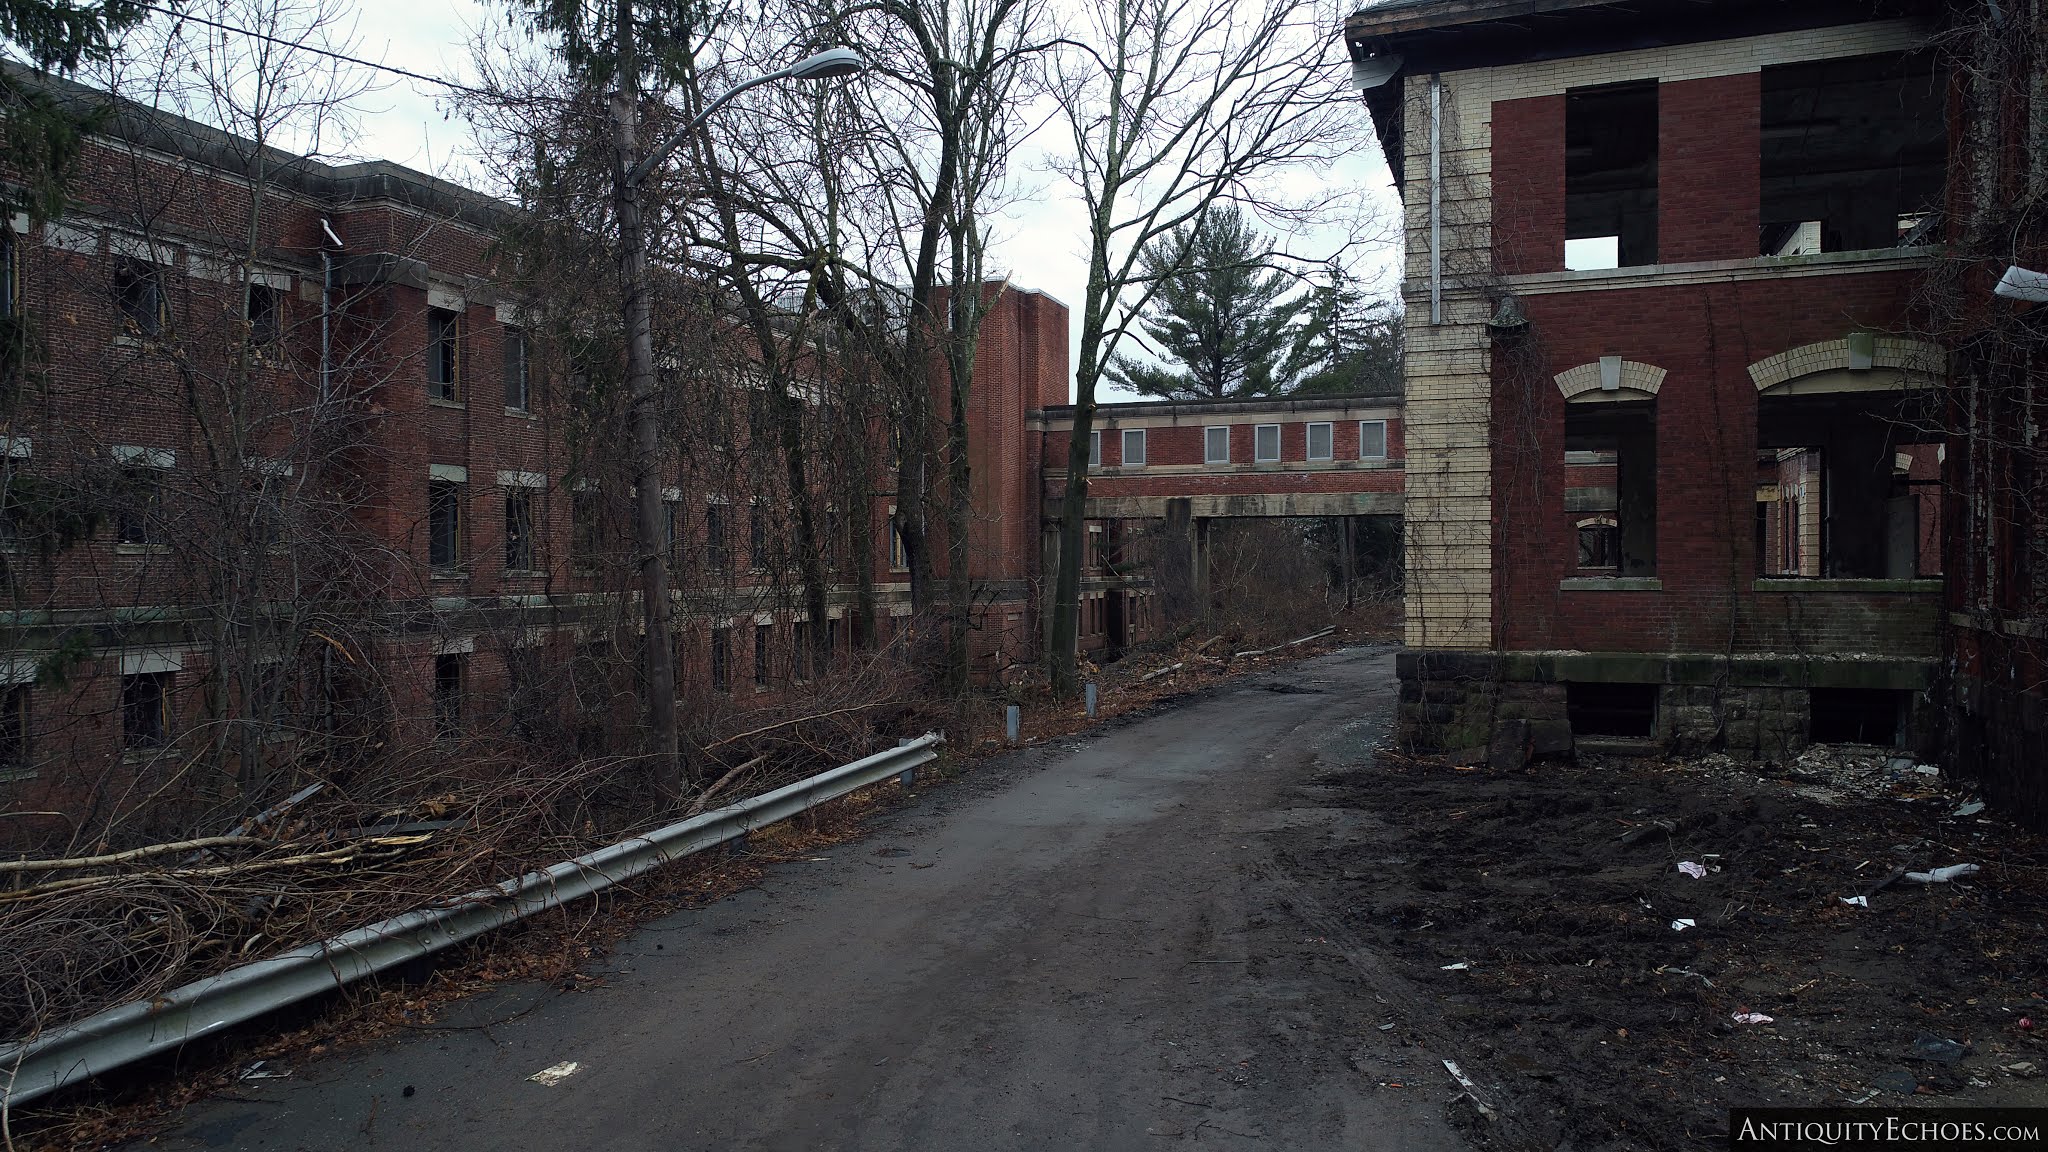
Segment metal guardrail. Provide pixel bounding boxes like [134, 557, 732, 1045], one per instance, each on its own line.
[1, 733, 943, 1108]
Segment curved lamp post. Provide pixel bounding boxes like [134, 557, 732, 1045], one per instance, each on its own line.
[614, 46, 867, 791]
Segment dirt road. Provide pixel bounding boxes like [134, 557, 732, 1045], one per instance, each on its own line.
[142, 646, 1476, 1152]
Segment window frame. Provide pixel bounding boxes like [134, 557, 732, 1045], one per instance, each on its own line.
[1254, 423, 1282, 463]
[1121, 427, 1146, 467]
[428, 478, 464, 571]
[0, 682, 29, 771]
[1306, 421, 1334, 462]
[1358, 419, 1389, 460]
[1088, 429, 1101, 469]
[504, 489, 536, 573]
[1204, 425, 1230, 466]
[753, 622, 771, 689]
[113, 258, 165, 338]
[432, 652, 464, 737]
[710, 626, 731, 692]
[245, 282, 282, 347]
[427, 306, 462, 402]
[120, 670, 172, 750]
[503, 325, 530, 411]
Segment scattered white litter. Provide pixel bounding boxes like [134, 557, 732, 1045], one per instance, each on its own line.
[1903, 864, 1981, 884]
[239, 1060, 288, 1081]
[528, 1061, 582, 1086]
[1732, 1012, 1775, 1026]
[1841, 896, 1870, 908]
[1671, 919, 1696, 931]
[1440, 962, 1470, 971]
[1677, 861, 1708, 879]
[1914, 765, 1940, 776]
[1441, 1059, 1497, 1120]
[1953, 800, 1986, 818]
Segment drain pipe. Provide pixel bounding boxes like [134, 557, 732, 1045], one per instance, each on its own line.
[319, 219, 342, 402]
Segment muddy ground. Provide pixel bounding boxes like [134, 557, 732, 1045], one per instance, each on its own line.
[1277, 744, 2048, 1151]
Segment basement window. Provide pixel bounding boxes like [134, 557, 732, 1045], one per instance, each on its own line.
[1563, 401, 1656, 575]
[1808, 687, 1906, 745]
[1566, 681, 1657, 739]
[1760, 52, 1945, 256]
[1565, 81, 1658, 269]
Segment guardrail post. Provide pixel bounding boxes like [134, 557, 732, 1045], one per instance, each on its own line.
[1005, 704, 1021, 744]
[1084, 681, 1098, 718]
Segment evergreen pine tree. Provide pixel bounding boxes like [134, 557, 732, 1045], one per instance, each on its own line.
[2, 0, 155, 219]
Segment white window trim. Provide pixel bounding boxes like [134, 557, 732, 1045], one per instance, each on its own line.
[1204, 426, 1229, 466]
[121, 650, 185, 676]
[427, 286, 466, 313]
[1121, 427, 1146, 467]
[1306, 421, 1334, 461]
[1254, 423, 1282, 464]
[1358, 419, 1389, 460]
[429, 463, 468, 483]
[496, 470, 545, 489]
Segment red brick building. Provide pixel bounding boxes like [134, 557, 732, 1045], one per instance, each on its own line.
[1347, 0, 1954, 760]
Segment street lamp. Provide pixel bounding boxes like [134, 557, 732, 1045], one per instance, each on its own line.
[612, 47, 867, 793]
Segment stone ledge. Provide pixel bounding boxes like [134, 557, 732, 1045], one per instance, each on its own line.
[1559, 577, 1663, 592]
[1754, 578, 1942, 594]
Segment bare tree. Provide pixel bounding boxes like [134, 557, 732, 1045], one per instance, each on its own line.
[1041, 0, 1354, 695]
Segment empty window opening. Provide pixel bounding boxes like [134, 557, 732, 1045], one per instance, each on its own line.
[571, 489, 600, 566]
[1204, 426, 1230, 465]
[1756, 392, 1941, 578]
[1306, 422, 1333, 461]
[121, 670, 172, 749]
[113, 259, 164, 336]
[116, 466, 167, 546]
[1358, 420, 1388, 459]
[1566, 81, 1658, 269]
[1566, 681, 1657, 739]
[0, 683, 26, 770]
[753, 623, 771, 688]
[749, 505, 768, 568]
[705, 502, 729, 571]
[1254, 423, 1282, 463]
[427, 307, 461, 401]
[1121, 427, 1146, 467]
[1563, 400, 1656, 575]
[1808, 687, 1907, 745]
[1760, 52, 1945, 256]
[246, 283, 282, 346]
[433, 653, 463, 736]
[428, 479, 463, 570]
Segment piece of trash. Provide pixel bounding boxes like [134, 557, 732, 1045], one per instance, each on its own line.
[1441, 962, 1470, 971]
[1378, 1022, 1397, 1032]
[1677, 861, 1708, 879]
[1953, 800, 1986, 817]
[1909, 1034, 1968, 1066]
[1840, 896, 1870, 908]
[2004, 1062, 2037, 1076]
[1903, 863, 1981, 884]
[1846, 1089, 1881, 1105]
[1969, 1077, 1993, 1089]
[2021, 1018, 2035, 1032]
[1655, 966, 1715, 988]
[1732, 1012, 1775, 1025]
[1914, 764, 1940, 776]
[1873, 1068, 1919, 1096]
[1441, 1059, 1497, 1121]
[239, 1060, 288, 1081]
[1671, 919, 1695, 931]
[528, 1061, 581, 1086]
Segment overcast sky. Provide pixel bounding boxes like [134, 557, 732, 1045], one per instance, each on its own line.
[217, 0, 1404, 401]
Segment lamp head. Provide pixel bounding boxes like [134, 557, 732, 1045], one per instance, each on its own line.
[788, 47, 866, 80]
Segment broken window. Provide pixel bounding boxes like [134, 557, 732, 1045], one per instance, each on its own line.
[427, 307, 461, 401]
[504, 490, 535, 572]
[433, 653, 464, 737]
[705, 501, 729, 572]
[753, 623, 771, 688]
[121, 670, 172, 749]
[114, 259, 165, 336]
[1760, 52, 1945, 256]
[1563, 400, 1656, 576]
[1575, 517, 1620, 572]
[428, 479, 463, 570]
[1756, 390, 1941, 578]
[1565, 82, 1658, 269]
[246, 283, 282, 346]
[710, 626, 731, 692]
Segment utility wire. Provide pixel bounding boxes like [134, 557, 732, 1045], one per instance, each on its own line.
[140, 3, 494, 97]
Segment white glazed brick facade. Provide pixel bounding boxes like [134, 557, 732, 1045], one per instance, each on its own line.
[1395, 18, 1924, 651]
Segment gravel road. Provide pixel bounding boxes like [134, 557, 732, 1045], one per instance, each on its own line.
[146, 646, 1473, 1152]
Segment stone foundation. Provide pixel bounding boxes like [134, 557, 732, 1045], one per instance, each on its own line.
[1396, 649, 1936, 763]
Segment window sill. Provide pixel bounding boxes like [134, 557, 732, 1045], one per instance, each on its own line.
[1559, 576, 1662, 592]
[1754, 577, 1942, 594]
[111, 334, 155, 349]
[114, 543, 171, 556]
[505, 406, 537, 420]
[503, 569, 545, 579]
[430, 569, 469, 582]
[427, 396, 465, 410]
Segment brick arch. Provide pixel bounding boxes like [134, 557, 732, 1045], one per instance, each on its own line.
[1554, 359, 1668, 402]
[1748, 337, 1946, 393]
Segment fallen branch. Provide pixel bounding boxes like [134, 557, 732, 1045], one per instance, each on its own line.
[1138, 662, 1185, 684]
[684, 755, 769, 818]
[0, 836, 273, 874]
[1232, 626, 1337, 660]
[703, 702, 897, 751]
